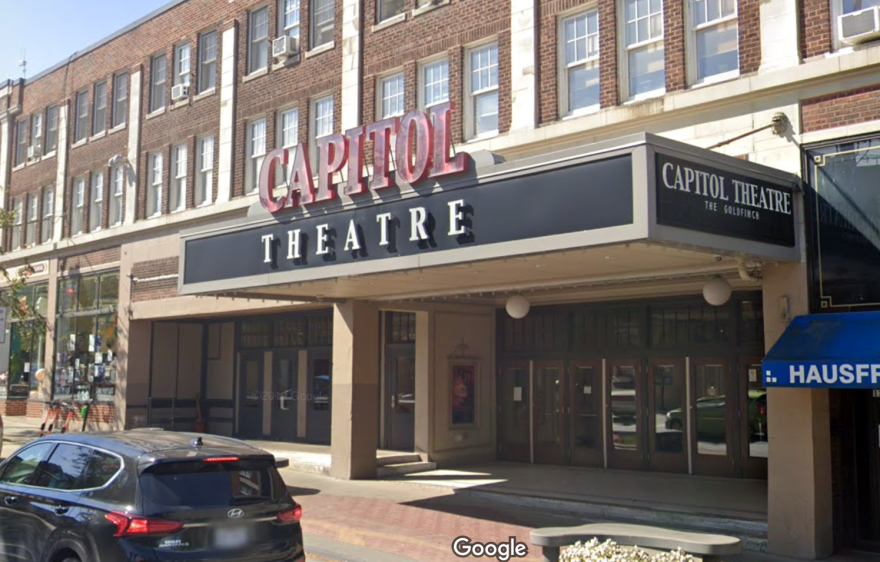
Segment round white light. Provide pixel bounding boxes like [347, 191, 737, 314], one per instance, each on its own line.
[703, 277, 732, 306]
[506, 295, 531, 319]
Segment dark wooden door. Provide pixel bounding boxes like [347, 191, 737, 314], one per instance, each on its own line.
[648, 358, 687, 473]
[533, 360, 566, 464]
[690, 358, 737, 477]
[606, 359, 644, 470]
[569, 360, 603, 467]
[498, 361, 530, 462]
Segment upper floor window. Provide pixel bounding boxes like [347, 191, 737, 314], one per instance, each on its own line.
[14, 118, 27, 166]
[110, 165, 124, 227]
[378, 0, 405, 23]
[93, 81, 108, 135]
[420, 57, 449, 109]
[90, 171, 104, 232]
[171, 143, 187, 212]
[279, 108, 299, 149]
[74, 90, 89, 143]
[622, 0, 665, 99]
[466, 42, 499, 139]
[249, 6, 270, 73]
[312, 0, 335, 49]
[41, 187, 54, 244]
[45, 106, 59, 155]
[561, 10, 600, 116]
[25, 193, 38, 246]
[196, 135, 215, 206]
[147, 152, 163, 217]
[71, 177, 85, 236]
[311, 95, 334, 164]
[837, 1, 880, 46]
[690, 0, 738, 83]
[112, 72, 128, 128]
[280, 0, 301, 43]
[198, 31, 218, 93]
[10, 198, 23, 250]
[174, 43, 191, 89]
[150, 53, 167, 113]
[31, 112, 43, 154]
[247, 118, 267, 194]
[379, 72, 405, 119]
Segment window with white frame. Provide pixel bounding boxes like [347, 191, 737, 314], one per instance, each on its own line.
[378, 0, 405, 23]
[623, 0, 665, 99]
[112, 72, 128, 128]
[90, 171, 104, 232]
[171, 143, 187, 212]
[72, 177, 85, 235]
[247, 119, 267, 194]
[93, 81, 108, 135]
[311, 0, 335, 49]
[561, 10, 600, 115]
[196, 135, 214, 206]
[31, 112, 43, 153]
[14, 118, 27, 166]
[280, 0, 301, 42]
[198, 31, 218, 93]
[174, 43, 191, 89]
[379, 72, 405, 119]
[311, 95, 333, 165]
[466, 42, 499, 139]
[110, 164, 124, 226]
[41, 187, 54, 243]
[249, 6, 270, 73]
[150, 54, 167, 113]
[420, 57, 449, 109]
[690, 0, 738, 83]
[25, 193, 38, 246]
[74, 90, 89, 143]
[279, 108, 299, 149]
[147, 152, 163, 217]
[10, 198, 23, 250]
[45, 106, 59, 155]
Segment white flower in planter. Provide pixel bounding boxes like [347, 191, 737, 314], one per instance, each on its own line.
[560, 539, 696, 562]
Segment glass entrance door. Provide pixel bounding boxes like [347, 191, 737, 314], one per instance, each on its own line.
[238, 352, 264, 439]
[648, 358, 687, 473]
[690, 358, 736, 476]
[272, 350, 298, 441]
[498, 361, 530, 462]
[533, 361, 565, 464]
[606, 360, 643, 470]
[740, 357, 768, 479]
[385, 346, 416, 451]
[306, 349, 332, 444]
[569, 360, 603, 467]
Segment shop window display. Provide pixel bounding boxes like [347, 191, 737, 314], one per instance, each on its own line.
[0, 283, 48, 399]
[54, 271, 119, 402]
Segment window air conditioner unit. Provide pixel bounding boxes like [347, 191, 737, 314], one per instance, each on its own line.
[171, 83, 190, 102]
[273, 36, 299, 59]
[839, 6, 880, 45]
[27, 145, 35, 159]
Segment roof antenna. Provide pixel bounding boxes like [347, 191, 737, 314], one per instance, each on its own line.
[17, 49, 27, 80]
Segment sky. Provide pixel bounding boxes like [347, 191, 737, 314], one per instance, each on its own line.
[0, 0, 172, 82]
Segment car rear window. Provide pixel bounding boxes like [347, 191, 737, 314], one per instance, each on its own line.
[139, 459, 284, 514]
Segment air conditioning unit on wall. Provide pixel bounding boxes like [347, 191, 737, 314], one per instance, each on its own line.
[273, 36, 299, 59]
[171, 83, 190, 102]
[839, 6, 880, 45]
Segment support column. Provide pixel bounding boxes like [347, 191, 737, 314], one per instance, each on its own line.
[340, 0, 362, 132]
[123, 68, 142, 226]
[509, 0, 537, 131]
[759, 0, 801, 73]
[217, 22, 238, 204]
[330, 300, 380, 480]
[52, 104, 69, 242]
[763, 262, 833, 559]
[414, 310, 433, 458]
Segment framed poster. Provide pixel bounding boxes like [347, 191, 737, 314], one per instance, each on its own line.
[450, 359, 479, 427]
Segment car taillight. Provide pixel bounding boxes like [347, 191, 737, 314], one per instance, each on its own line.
[105, 511, 184, 537]
[277, 504, 302, 523]
[203, 456, 240, 463]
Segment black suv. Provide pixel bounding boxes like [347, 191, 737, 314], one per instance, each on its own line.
[0, 429, 305, 562]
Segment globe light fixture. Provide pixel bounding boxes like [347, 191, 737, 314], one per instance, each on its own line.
[506, 295, 531, 319]
[703, 276, 732, 306]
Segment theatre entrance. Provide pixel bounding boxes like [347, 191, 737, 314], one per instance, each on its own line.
[497, 293, 769, 478]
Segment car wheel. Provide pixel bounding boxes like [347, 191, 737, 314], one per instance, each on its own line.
[60, 557, 81, 562]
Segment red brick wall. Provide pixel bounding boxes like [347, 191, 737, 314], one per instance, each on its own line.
[27, 400, 45, 419]
[801, 84, 880, 133]
[664, 0, 686, 93]
[801, 0, 833, 59]
[59, 247, 121, 272]
[0, 399, 28, 417]
[131, 257, 179, 302]
[738, 0, 761, 75]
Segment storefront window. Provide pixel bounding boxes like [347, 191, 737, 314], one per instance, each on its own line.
[54, 271, 119, 402]
[0, 282, 48, 399]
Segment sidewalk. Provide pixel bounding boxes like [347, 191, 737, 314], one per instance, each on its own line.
[1, 414, 42, 455]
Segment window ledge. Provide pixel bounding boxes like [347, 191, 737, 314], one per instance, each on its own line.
[193, 88, 217, 102]
[170, 97, 191, 110]
[691, 70, 740, 89]
[373, 12, 407, 32]
[305, 42, 335, 59]
[272, 54, 302, 71]
[11, 163, 26, 171]
[90, 131, 107, 141]
[71, 139, 88, 149]
[624, 89, 666, 105]
[43, 151, 57, 160]
[562, 105, 600, 121]
[243, 68, 270, 83]
[465, 130, 499, 143]
[109, 123, 126, 135]
[147, 212, 162, 220]
[146, 108, 166, 120]
[412, 0, 450, 18]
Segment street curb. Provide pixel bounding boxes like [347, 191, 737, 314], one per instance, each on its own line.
[305, 534, 423, 562]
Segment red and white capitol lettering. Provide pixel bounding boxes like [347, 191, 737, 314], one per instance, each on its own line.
[259, 101, 468, 213]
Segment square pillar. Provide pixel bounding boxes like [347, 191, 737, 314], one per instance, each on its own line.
[414, 310, 433, 458]
[330, 300, 380, 480]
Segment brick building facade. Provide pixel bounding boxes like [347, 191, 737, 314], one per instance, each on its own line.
[2, 0, 880, 557]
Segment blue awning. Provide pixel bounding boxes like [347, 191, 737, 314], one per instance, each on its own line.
[763, 312, 880, 388]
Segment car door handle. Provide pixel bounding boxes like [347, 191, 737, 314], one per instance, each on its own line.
[54, 505, 70, 515]
[4, 496, 18, 506]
